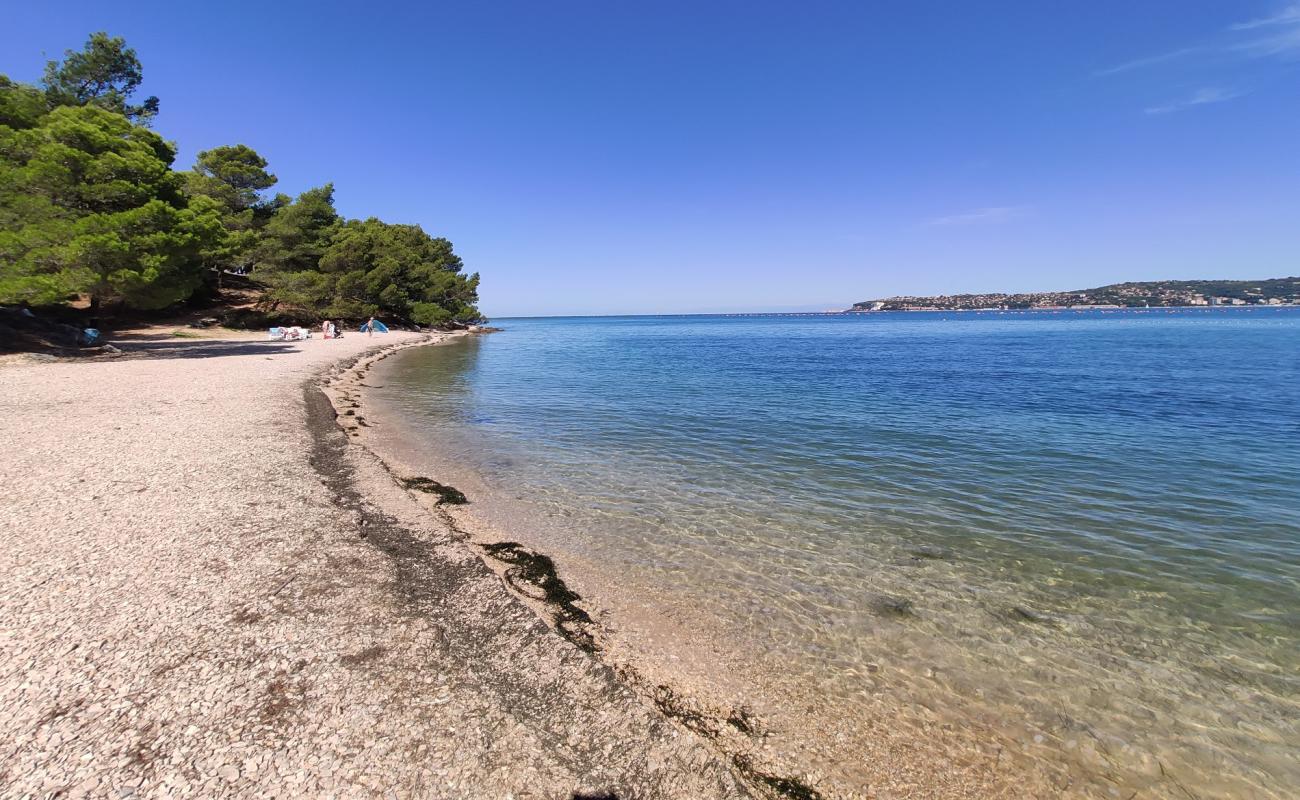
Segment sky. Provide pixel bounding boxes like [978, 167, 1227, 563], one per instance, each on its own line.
[3, 1, 1299, 316]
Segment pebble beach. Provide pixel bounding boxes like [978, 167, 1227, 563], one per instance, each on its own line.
[0, 328, 754, 799]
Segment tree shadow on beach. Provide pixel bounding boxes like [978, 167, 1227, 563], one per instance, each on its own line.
[112, 338, 300, 360]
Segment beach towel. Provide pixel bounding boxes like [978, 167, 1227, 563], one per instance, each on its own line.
[269, 326, 311, 341]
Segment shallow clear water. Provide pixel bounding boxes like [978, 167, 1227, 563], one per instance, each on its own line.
[373, 309, 1300, 797]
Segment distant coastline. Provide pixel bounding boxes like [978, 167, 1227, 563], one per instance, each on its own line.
[847, 276, 1300, 312]
[492, 304, 1299, 322]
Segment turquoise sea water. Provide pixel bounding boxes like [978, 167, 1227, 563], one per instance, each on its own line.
[373, 309, 1299, 797]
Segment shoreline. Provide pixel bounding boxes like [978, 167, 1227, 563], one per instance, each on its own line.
[0, 327, 756, 798]
[345, 337, 1053, 800]
[348, 324, 1299, 800]
[8, 320, 1278, 798]
[320, 334, 837, 799]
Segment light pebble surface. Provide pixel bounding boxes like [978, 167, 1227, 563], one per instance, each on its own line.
[0, 329, 755, 799]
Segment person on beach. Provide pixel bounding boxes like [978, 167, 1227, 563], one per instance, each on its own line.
[367, 317, 376, 337]
[322, 320, 332, 339]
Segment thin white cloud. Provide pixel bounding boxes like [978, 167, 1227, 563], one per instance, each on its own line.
[1144, 86, 1246, 114]
[1229, 3, 1300, 31]
[924, 206, 1028, 227]
[1231, 25, 1300, 57]
[1094, 47, 1202, 77]
[1098, 4, 1300, 76]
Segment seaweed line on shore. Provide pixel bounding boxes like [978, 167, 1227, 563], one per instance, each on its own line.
[312, 334, 828, 800]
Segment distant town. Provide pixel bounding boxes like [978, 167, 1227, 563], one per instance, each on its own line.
[848, 277, 1300, 312]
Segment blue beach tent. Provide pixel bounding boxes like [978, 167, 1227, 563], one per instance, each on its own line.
[360, 319, 390, 333]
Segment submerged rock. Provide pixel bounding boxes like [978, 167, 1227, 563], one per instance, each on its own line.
[870, 594, 915, 617]
[908, 546, 953, 561]
[1009, 606, 1060, 626]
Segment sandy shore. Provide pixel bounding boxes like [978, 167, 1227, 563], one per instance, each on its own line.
[0, 327, 757, 799]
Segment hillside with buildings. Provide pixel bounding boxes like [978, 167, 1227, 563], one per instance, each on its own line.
[849, 277, 1300, 311]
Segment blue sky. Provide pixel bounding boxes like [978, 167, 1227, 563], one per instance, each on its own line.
[4, 2, 1298, 316]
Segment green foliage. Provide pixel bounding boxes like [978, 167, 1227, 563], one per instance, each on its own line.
[183, 144, 278, 281]
[256, 210, 481, 325]
[0, 76, 47, 129]
[0, 105, 215, 308]
[188, 144, 277, 211]
[0, 104, 177, 217]
[253, 184, 342, 281]
[318, 218, 481, 323]
[2, 32, 487, 326]
[41, 32, 159, 124]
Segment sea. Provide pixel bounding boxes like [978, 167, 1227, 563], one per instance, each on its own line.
[366, 308, 1299, 798]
